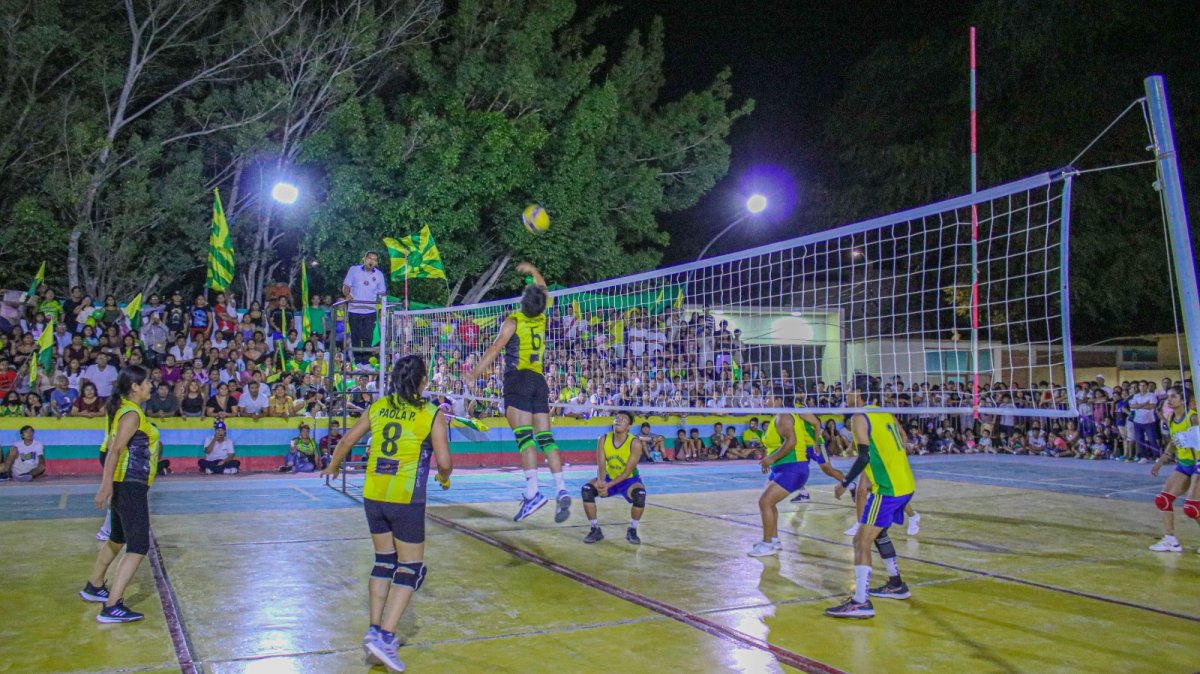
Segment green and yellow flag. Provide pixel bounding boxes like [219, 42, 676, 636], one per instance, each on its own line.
[31, 318, 55, 385]
[674, 288, 685, 309]
[300, 260, 311, 342]
[731, 358, 743, 382]
[207, 189, 235, 291]
[384, 225, 446, 281]
[124, 293, 143, 331]
[24, 261, 45, 301]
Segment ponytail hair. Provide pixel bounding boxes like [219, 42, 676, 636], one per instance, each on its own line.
[106, 364, 148, 427]
[387, 355, 427, 408]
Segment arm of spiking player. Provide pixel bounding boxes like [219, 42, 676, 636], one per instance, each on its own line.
[321, 412, 371, 479]
[470, 318, 515, 380]
[516, 262, 545, 288]
[432, 412, 452, 489]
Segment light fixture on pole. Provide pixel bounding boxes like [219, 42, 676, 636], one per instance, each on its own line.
[695, 194, 769, 261]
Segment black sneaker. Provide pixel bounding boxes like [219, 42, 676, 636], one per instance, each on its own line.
[554, 490, 572, 523]
[626, 527, 641, 545]
[97, 600, 144, 623]
[869, 580, 912, 600]
[824, 597, 875, 619]
[278, 465, 293, 473]
[79, 581, 110, 603]
[583, 526, 604, 544]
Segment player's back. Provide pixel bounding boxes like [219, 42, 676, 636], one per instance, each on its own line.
[863, 408, 915, 497]
[364, 396, 437, 504]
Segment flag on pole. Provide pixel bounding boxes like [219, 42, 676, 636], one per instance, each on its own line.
[24, 261, 45, 301]
[450, 415, 489, 433]
[300, 260, 311, 342]
[384, 225, 446, 281]
[731, 358, 743, 381]
[571, 299, 582, 322]
[124, 293, 143, 331]
[31, 318, 55, 385]
[207, 189, 235, 291]
[674, 288, 685, 309]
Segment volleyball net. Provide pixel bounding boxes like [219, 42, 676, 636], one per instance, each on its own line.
[384, 171, 1078, 418]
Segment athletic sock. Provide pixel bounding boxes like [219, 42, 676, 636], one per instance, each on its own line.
[771, 536, 781, 545]
[884, 557, 900, 578]
[523, 469, 539, 499]
[553, 471, 566, 494]
[629, 518, 640, 530]
[854, 565, 871, 603]
[589, 519, 598, 527]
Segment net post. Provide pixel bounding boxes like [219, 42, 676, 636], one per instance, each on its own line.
[1058, 175, 1077, 403]
[968, 26, 981, 418]
[1145, 75, 1200, 394]
[378, 295, 389, 397]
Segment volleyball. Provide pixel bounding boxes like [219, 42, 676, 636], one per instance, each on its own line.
[522, 204, 550, 233]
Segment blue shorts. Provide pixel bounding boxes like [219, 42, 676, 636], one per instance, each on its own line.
[861, 492, 914, 528]
[1176, 462, 1198, 477]
[805, 445, 827, 465]
[604, 476, 645, 503]
[768, 461, 811, 493]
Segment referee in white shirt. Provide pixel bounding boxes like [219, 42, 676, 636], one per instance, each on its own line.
[342, 251, 387, 364]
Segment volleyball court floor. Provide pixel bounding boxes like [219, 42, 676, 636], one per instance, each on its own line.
[1, 456, 1192, 673]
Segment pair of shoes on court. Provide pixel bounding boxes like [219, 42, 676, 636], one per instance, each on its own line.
[514, 490, 572, 523]
[583, 526, 641, 545]
[82, 581, 144, 623]
[1150, 535, 1184, 552]
[825, 580, 911, 619]
[747, 540, 782, 557]
[363, 626, 405, 672]
[789, 489, 811, 503]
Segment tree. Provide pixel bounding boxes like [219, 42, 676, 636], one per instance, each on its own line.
[304, 0, 753, 304]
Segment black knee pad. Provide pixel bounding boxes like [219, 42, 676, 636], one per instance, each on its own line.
[631, 487, 647, 508]
[581, 483, 598, 503]
[875, 530, 896, 559]
[393, 560, 427, 590]
[371, 552, 398, 580]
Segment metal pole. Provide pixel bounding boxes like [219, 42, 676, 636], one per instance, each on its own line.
[968, 26, 981, 418]
[1145, 75, 1200, 391]
[696, 214, 748, 262]
[378, 295, 388, 397]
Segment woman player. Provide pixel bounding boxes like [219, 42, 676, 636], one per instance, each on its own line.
[322, 355, 452, 673]
[748, 391, 847, 557]
[1149, 386, 1199, 552]
[581, 411, 647, 545]
[80, 365, 159, 623]
[469, 262, 570, 523]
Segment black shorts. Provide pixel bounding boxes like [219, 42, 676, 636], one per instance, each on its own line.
[364, 498, 426, 544]
[504, 369, 549, 414]
[109, 481, 151, 555]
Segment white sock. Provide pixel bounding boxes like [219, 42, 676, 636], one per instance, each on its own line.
[884, 556, 900, 578]
[629, 518, 639, 530]
[524, 469, 539, 499]
[552, 471, 566, 494]
[589, 519, 598, 528]
[854, 565, 871, 603]
[771, 536, 781, 545]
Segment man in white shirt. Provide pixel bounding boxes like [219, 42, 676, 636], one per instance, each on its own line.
[1130, 381, 1161, 463]
[342, 251, 387, 364]
[82, 353, 119, 398]
[237, 381, 271, 419]
[198, 420, 240, 474]
[1, 426, 46, 481]
[169, 335, 195, 362]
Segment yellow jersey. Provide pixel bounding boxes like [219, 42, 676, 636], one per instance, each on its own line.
[862, 407, 915, 497]
[761, 413, 799, 466]
[603, 432, 640, 481]
[504, 311, 547, 375]
[107, 399, 162, 487]
[1167, 411, 1198, 465]
[363, 397, 438, 504]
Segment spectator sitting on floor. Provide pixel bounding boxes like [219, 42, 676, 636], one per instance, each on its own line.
[0, 426, 46, 481]
[281, 422, 319, 473]
[709, 422, 729, 459]
[319, 419, 343, 464]
[724, 425, 760, 459]
[237, 381, 270, 420]
[741, 418, 764, 451]
[198, 420, 240, 475]
[688, 427, 705, 460]
[637, 422, 668, 462]
[673, 429, 693, 461]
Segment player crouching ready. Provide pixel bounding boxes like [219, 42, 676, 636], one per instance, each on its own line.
[582, 411, 648, 545]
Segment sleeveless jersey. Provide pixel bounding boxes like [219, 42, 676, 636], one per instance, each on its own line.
[504, 311, 547, 375]
[603, 432, 640, 481]
[363, 397, 437, 504]
[107, 399, 161, 487]
[1167, 411, 1198, 465]
[762, 413, 800, 466]
[862, 407, 916, 497]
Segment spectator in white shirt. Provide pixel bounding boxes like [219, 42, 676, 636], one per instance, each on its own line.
[341, 251, 387, 364]
[237, 381, 271, 419]
[81, 353, 119, 398]
[198, 420, 240, 474]
[169, 335, 194, 362]
[1, 426, 46, 481]
[1130, 381, 1161, 463]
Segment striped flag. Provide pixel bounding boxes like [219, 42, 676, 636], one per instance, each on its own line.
[124, 293, 143, 331]
[674, 288, 685, 308]
[300, 260, 311, 342]
[24, 261, 45, 301]
[31, 318, 55, 385]
[206, 189, 235, 291]
[384, 225, 446, 281]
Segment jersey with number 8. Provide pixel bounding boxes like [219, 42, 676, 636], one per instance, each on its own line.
[363, 397, 438, 504]
[863, 407, 916, 497]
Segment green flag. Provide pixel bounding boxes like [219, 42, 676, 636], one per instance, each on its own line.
[207, 189, 235, 291]
[300, 260, 311, 343]
[31, 318, 55, 385]
[384, 225, 446, 281]
[25, 261, 45, 301]
[731, 358, 743, 382]
[124, 293, 143, 331]
[450, 415, 489, 433]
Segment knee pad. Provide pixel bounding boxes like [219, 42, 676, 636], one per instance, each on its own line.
[514, 426, 536, 452]
[1183, 499, 1200, 520]
[1155, 491, 1177, 512]
[393, 560, 427, 590]
[581, 483, 598, 503]
[371, 552, 398, 580]
[631, 487, 647, 508]
[535, 430, 559, 454]
[875, 531, 896, 559]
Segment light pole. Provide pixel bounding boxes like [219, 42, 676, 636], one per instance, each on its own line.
[695, 194, 768, 261]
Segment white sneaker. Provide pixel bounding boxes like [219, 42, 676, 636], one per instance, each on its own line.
[1137, 458, 1148, 464]
[96, 527, 110, 542]
[844, 522, 860, 537]
[224, 467, 238, 474]
[747, 541, 779, 557]
[906, 513, 921, 537]
[772, 539, 783, 550]
[1150, 535, 1183, 552]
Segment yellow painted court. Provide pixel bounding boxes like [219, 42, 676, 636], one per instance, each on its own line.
[0, 456, 1193, 673]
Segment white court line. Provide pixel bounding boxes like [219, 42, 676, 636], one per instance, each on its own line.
[59, 491, 69, 509]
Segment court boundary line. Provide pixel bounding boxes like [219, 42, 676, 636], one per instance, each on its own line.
[425, 511, 845, 674]
[148, 531, 198, 674]
[651, 502, 1200, 624]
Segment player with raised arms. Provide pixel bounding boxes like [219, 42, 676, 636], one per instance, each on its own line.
[1149, 386, 1200, 552]
[581, 410, 648, 544]
[826, 374, 916, 619]
[322, 354, 452, 672]
[469, 262, 571, 523]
